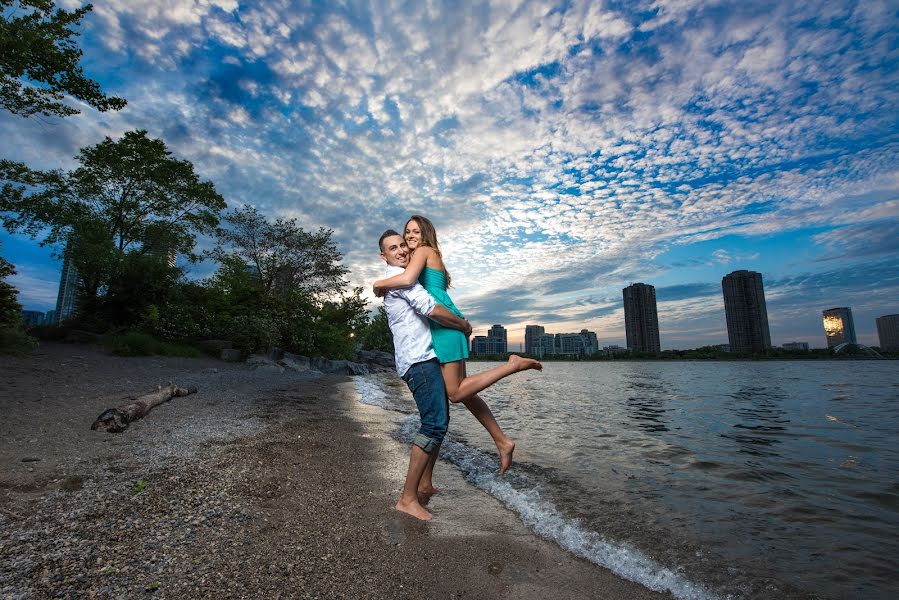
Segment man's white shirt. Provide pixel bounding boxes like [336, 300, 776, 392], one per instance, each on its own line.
[381, 265, 437, 377]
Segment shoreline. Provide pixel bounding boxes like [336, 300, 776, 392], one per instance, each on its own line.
[1, 343, 669, 599]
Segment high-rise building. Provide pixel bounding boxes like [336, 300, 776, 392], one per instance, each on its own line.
[623, 283, 661, 352]
[533, 333, 556, 358]
[579, 329, 599, 354]
[876, 314, 899, 351]
[524, 325, 545, 355]
[822, 307, 857, 348]
[54, 245, 79, 325]
[487, 324, 508, 353]
[721, 270, 771, 353]
[554, 333, 586, 355]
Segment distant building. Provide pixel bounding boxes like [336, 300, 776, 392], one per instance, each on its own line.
[782, 342, 809, 351]
[471, 325, 508, 354]
[533, 333, 556, 358]
[524, 325, 545, 355]
[44, 310, 57, 325]
[623, 283, 661, 352]
[875, 314, 899, 351]
[487, 324, 508, 354]
[579, 329, 599, 354]
[471, 335, 488, 354]
[554, 333, 586, 356]
[603, 344, 629, 356]
[21, 310, 44, 327]
[54, 244, 80, 325]
[822, 307, 857, 348]
[721, 270, 771, 353]
[714, 343, 731, 352]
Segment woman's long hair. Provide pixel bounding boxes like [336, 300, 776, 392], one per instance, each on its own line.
[405, 215, 451, 287]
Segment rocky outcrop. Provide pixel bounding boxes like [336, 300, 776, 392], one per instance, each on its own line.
[244, 352, 370, 376]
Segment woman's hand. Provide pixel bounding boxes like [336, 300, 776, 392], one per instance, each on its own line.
[373, 282, 385, 297]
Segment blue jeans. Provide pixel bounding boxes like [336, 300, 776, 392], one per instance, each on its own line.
[402, 358, 449, 453]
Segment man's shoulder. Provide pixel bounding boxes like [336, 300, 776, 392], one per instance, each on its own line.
[384, 265, 405, 277]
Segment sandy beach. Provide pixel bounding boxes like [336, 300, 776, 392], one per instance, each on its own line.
[0, 342, 669, 599]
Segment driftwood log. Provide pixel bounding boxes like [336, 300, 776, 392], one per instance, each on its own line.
[91, 384, 198, 433]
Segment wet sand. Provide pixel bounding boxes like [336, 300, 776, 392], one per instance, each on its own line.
[0, 343, 669, 598]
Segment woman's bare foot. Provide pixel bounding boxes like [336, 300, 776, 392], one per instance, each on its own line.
[508, 354, 543, 372]
[498, 438, 515, 475]
[395, 498, 433, 521]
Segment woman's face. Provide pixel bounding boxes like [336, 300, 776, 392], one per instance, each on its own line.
[404, 220, 422, 250]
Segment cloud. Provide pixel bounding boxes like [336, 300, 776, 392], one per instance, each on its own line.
[3, 0, 898, 345]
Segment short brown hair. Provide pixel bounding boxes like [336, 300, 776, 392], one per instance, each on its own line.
[379, 229, 401, 251]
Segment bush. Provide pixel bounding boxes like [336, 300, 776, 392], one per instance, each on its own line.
[0, 326, 38, 356]
[103, 330, 199, 357]
[28, 324, 70, 341]
[225, 313, 282, 355]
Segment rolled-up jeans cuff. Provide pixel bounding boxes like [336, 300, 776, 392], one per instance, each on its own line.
[412, 433, 440, 454]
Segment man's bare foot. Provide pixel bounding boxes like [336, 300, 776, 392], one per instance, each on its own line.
[395, 498, 433, 521]
[498, 439, 515, 475]
[508, 354, 542, 372]
[417, 485, 441, 496]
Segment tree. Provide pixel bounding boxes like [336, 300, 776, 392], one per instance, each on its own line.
[1, 1, 126, 117]
[212, 205, 349, 300]
[0, 243, 21, 325]
[360, 305, 393, 353]
[0, 130, 226, 324]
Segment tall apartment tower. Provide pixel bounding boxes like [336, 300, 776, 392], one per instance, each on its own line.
[876, 314, 899, 351]
[623, 283, 661, 352]
[487, 324, 508, 353]
[524, 324, 545, 355]
[721, 270, 771, 353]
[54, 245, 80, 325]
[822, 307, 857, 348]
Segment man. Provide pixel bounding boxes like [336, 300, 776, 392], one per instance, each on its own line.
[378, 229, 471, 521]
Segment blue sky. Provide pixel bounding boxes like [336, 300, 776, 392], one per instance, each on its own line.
[2, 0, 897, 349]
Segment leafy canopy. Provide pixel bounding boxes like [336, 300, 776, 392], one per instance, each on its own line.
[0, 129, 226, 259]
[212, 205, 349, 300]
[0, 1, 126, 117]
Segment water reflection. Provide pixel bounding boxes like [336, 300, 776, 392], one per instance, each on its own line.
[721, 384, 791, 457]
[624, 368, 671, 433]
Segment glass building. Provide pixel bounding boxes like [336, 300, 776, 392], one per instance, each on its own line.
[54, 245, 80, 325]
[822, 307, 857, 348]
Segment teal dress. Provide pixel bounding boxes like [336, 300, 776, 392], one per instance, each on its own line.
[419, 266, 469, 363]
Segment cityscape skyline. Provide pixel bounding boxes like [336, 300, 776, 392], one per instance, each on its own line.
[2, 0, 897, 349]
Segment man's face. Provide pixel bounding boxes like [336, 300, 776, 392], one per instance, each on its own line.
[380, 235, 409, 267]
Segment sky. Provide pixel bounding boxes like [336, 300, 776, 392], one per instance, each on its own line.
[2, 0, 897, 349]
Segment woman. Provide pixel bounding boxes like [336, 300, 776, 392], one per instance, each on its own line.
[374, 215, 542, 474]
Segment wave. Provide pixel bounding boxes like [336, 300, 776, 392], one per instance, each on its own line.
[396, 415, 721, 600]
[353, 376, 721, 600]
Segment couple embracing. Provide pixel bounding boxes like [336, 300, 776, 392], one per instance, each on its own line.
[376, 215, 542, 521]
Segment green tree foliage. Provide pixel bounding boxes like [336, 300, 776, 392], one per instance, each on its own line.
[211, 205, 349, 300]
[201, 208, 366, 358]
[0, 1, 126, 117]
[360, 305, 393, 353]
[0, 243, 22, 325]
[0, 130, 225, 326]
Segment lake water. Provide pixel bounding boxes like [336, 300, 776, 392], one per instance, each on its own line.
[353, 360, 899, 599]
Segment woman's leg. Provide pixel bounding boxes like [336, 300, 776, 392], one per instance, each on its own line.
[441, 360, 523, 474]
[460, 394, 516, 475]
[441, 356, 541, 404]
